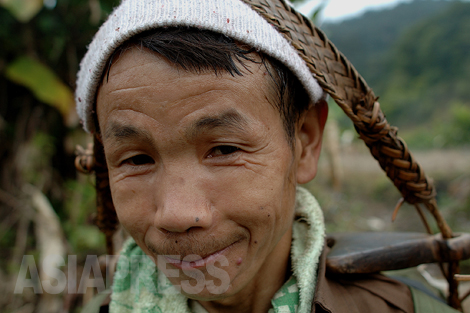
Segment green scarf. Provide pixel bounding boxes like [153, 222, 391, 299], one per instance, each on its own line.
[110, 186, 325, 313]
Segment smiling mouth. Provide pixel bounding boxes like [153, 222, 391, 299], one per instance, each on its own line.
[163, 240, 239, 270]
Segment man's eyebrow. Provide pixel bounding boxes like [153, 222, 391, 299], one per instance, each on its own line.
[104, 122, 154, 144]
[187, 110, 249, 139]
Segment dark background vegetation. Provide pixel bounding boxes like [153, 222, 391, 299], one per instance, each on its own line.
[0, 0, 468, 311]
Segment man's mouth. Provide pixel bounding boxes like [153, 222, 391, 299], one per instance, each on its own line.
[163, 241, 239, 270]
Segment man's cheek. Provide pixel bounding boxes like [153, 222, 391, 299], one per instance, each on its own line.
[111, 188, 149, 232]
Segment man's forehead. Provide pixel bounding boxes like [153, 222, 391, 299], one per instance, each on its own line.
[102, 109, 255, 145]
[102, 46, 178, 86]
[76, 0, 324, 133]
[96, 44, 278, 116]
[100, 44, 265, 92]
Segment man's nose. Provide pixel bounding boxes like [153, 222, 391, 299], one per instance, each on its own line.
[153, 172, 213, 233]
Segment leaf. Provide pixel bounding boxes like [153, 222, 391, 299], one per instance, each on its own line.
[5, 56, 74, 119]
[0, 0, 44, 22]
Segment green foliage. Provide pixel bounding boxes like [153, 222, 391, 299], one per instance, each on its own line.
[322, 0, 452, 88]
[400, 101, 470, 149]
[64, 179, 96, 222]
[381, 2, 470, 127]
[61, 176, 106, 255]
[20, 132, 57, 186]
[443, 102, 470, 146]
[0, 0, 43, 22]
[5, 56, 74, 118]
[67, 224, 105, 256]
[321, 0, 470, 147]
[0, 5, 116, 311]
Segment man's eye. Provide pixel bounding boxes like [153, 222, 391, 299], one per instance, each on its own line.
[208, 145, 240, 158]
[124, 155, 154, 166]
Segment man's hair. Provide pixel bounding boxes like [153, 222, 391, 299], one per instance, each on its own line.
[101, 27, 311, 146]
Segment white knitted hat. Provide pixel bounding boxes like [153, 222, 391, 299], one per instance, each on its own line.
[75, 0, 325, 133]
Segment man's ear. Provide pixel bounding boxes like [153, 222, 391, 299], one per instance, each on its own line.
[295, 99, 328, 184]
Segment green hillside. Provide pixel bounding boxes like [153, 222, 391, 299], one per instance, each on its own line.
[321, 0, 453, 87]
[321, 0, 470, 147]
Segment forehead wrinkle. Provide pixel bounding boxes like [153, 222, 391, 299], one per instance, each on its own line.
[186, 109, 250, 140]
[108, 85, 156, 94]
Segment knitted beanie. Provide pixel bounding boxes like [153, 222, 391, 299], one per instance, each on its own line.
[75, 0, 325, 133]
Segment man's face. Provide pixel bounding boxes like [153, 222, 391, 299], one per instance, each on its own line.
[96, 47, 316, 300]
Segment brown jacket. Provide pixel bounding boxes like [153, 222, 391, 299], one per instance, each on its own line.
[313, 245, 414, 312]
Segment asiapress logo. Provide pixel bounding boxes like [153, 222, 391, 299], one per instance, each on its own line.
[14, 254, 231, 295]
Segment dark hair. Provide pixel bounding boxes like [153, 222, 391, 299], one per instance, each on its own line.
[102, 27, 311, 146]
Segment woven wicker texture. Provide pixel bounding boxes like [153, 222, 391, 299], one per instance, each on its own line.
[242, 0, 451, 235]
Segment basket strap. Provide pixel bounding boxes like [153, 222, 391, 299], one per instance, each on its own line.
[242, 0, 451, 236]
[241, 1, 463, 308]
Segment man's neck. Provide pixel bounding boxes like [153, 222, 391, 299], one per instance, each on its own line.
[197, 230, 293, 313]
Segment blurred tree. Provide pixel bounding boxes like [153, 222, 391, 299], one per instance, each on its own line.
[0, 1, 116, 311]
[320, 0, 470, 145]
[1, 0, 44, 22]
[381, 1, 470, 129]
[322, 0, 452, 91]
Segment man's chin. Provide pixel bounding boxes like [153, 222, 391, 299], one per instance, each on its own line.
[165, 272, 234, 300]
[182, 284, 235, 301]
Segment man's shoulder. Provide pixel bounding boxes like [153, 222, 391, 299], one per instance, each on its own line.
[313, 241, 460, 313]
[314, 265, 414, 312]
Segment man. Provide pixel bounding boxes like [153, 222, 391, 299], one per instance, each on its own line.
[75, 0, 459, 312]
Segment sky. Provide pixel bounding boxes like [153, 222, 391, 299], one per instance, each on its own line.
[295, 0, 411, 23]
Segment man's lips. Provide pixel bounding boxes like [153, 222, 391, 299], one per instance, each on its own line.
[163, 241, 238, 270]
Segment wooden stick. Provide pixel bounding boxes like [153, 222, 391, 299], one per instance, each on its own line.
[454, 274, 470, 282]
[414, 203, 433, 234]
